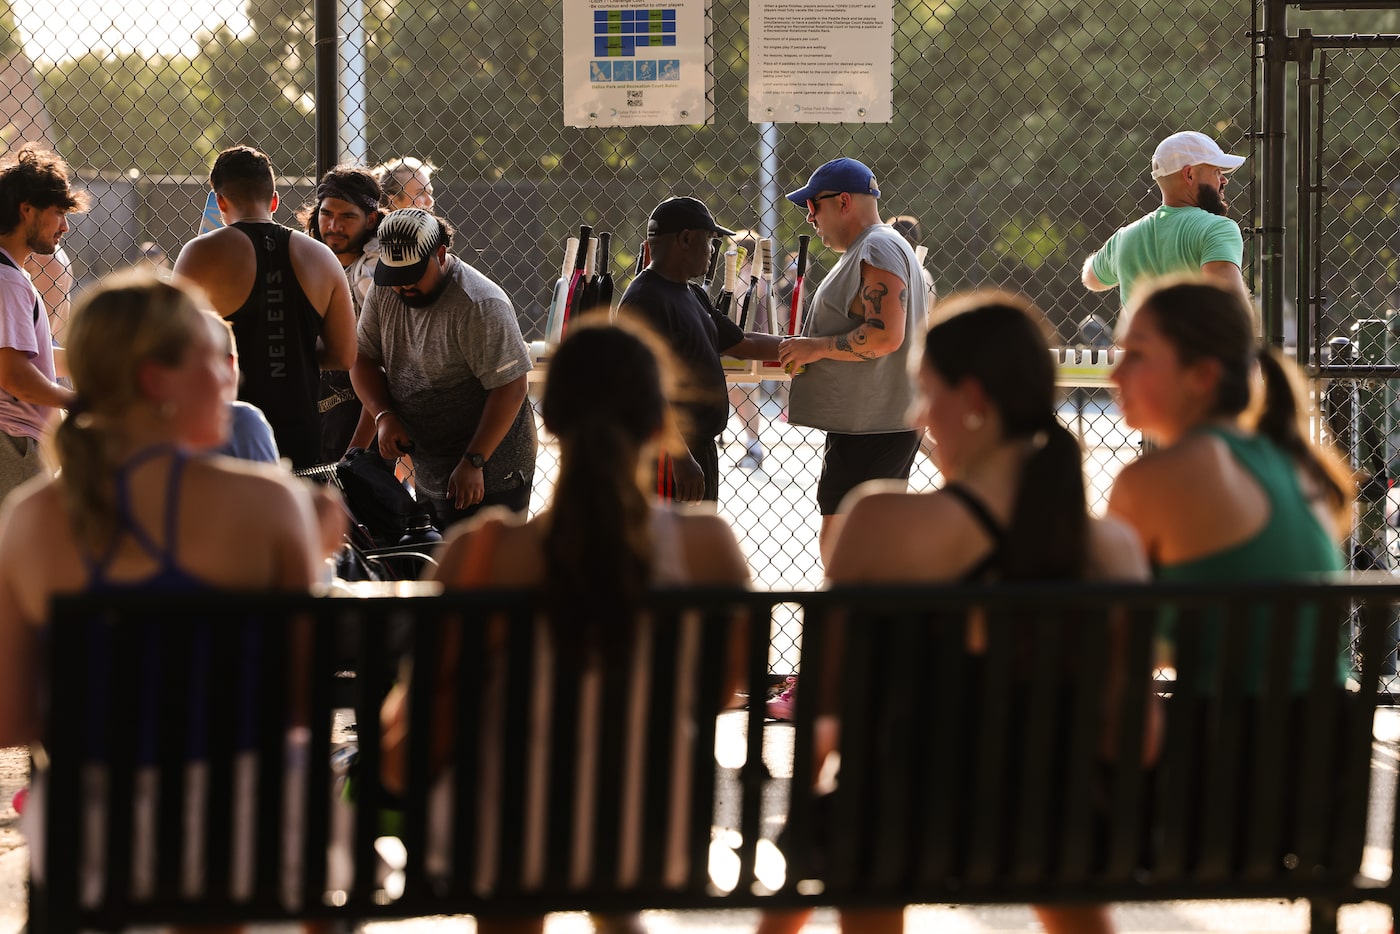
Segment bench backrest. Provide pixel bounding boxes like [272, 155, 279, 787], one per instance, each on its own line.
[29, 581, 1396, 930]
[779, 582, 1387, 906]
[34, 589, 757, 929]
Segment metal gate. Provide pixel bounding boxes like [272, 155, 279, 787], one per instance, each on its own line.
[1259, 0, 1400, 570]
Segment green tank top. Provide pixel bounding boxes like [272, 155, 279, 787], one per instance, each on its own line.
[1156, 427, 1347, 692]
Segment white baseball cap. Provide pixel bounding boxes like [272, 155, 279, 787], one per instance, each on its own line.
[1151, 131, 1246, 179]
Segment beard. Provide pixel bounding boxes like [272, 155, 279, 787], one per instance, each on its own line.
[1197, 183, 1228, 216]
[396, 289, 435, 308]
[394, 276, 448, 308]
[25, 221, 57, 255]
[326, 229, 371, 253]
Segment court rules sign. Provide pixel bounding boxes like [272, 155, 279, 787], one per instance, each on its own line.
[748, 0, 893, 123]
[563, 0, 711, 127]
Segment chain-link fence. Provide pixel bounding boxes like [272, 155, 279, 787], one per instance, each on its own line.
[10, 0, 1400, 674]
[1264, 3, 1400, 685]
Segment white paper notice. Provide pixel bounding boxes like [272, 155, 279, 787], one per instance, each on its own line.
[562, 0, 712, 128]
[748, 0, 892, 123]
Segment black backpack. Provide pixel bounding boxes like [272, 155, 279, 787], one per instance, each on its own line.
[334, 447, 422, 548]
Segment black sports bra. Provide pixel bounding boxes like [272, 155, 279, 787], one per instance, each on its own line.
[943, 483, 1007, 582]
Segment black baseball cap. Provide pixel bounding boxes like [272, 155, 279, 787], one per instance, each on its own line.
[647, 196, 736, 237]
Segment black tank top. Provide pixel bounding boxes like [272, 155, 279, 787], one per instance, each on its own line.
[227, 222, 322, 469]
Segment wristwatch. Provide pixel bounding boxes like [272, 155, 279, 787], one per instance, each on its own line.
[465, 452, 486, 469]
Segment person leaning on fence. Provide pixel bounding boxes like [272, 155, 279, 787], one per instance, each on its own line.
[1081, 131, 1250, 319]
[173, 144, 358, 470]
[778, 158, 929, 565]
[0, 273, 341, 925]
[757, 290, 1150, 934]
[883, 213, 936, 304]
[1107, 276, 1354, 678]
[724, 228, 770, 470]
[300, 164, 384, 464]
[379, 318, 752, 934]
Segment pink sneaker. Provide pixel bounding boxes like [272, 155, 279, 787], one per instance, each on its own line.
[766, 677, 798, 721]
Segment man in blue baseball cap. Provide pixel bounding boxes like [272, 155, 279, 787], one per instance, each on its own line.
[779, 157, 929, 564]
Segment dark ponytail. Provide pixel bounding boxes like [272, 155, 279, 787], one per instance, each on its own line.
[926, 291, 1090, 580]
[543, 414, 652, 656]
[1003, 422, 1089, 580]
[539, 320, 671, 659]
[1254, 348, 1354, 529]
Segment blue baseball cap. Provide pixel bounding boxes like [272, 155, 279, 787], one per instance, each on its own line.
[786, 157, 881, 207]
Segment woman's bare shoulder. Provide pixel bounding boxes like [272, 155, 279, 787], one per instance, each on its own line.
[1108, 436, 1215, 519]
[662, 505, 751, 585]
[431, 507, 538, 587]
[188, 457, 312, 519]
[828, 489, 971, 583]
[1086, 515, 1150, 582]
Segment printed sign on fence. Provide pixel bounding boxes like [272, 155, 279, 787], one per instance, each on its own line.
[563, 0, 711, 127]
[749, 0, 893, 123]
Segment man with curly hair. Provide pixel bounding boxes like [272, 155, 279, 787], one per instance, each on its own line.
[0, 145, 85, 503]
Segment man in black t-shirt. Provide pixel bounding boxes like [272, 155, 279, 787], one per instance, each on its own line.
[618, 197, 780, 503]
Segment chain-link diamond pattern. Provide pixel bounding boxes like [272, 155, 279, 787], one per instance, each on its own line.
[25, 0, 1385, 675]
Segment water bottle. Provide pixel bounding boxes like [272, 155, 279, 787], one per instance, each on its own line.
[398, 512, 443, 547]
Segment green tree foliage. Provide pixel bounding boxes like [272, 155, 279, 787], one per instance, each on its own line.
[39, 51, 220, 176]
[193, 0, 318, 175]
[19, 0, 1400, 332]
[0, 1, 19, 58]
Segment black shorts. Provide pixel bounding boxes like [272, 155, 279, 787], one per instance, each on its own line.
[816, 430, 921, 515]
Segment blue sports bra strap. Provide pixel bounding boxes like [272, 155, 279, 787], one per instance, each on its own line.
[161, 450, 188, 554]
[112, 445, 184, 557]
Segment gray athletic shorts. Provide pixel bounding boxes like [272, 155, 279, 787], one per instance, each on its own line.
[0, 432, 44, 506]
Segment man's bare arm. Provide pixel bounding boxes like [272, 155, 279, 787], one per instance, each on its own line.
[777, 262, 908, 368]
[1082, 254, 1112, 292]
[1201, 261, 1253, 315]
[289, 233, 357, 370]
[0, 348, 75, 409]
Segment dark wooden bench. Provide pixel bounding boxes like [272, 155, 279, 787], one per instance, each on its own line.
[27, 581, 1400, 932]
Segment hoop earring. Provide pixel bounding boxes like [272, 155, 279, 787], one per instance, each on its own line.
[963, 411, 983, 431]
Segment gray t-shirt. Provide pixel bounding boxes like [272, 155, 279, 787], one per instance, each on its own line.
[788, 224, 927, 434]
[358, 255, 537, 499]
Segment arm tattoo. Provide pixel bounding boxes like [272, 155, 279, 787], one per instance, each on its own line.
[862, 281, 889, 321]
[832, 277, 904, 360]
[834, 332, 878, 359]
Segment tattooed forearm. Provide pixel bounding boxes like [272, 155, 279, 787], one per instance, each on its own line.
[833, 332, 878, 359]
